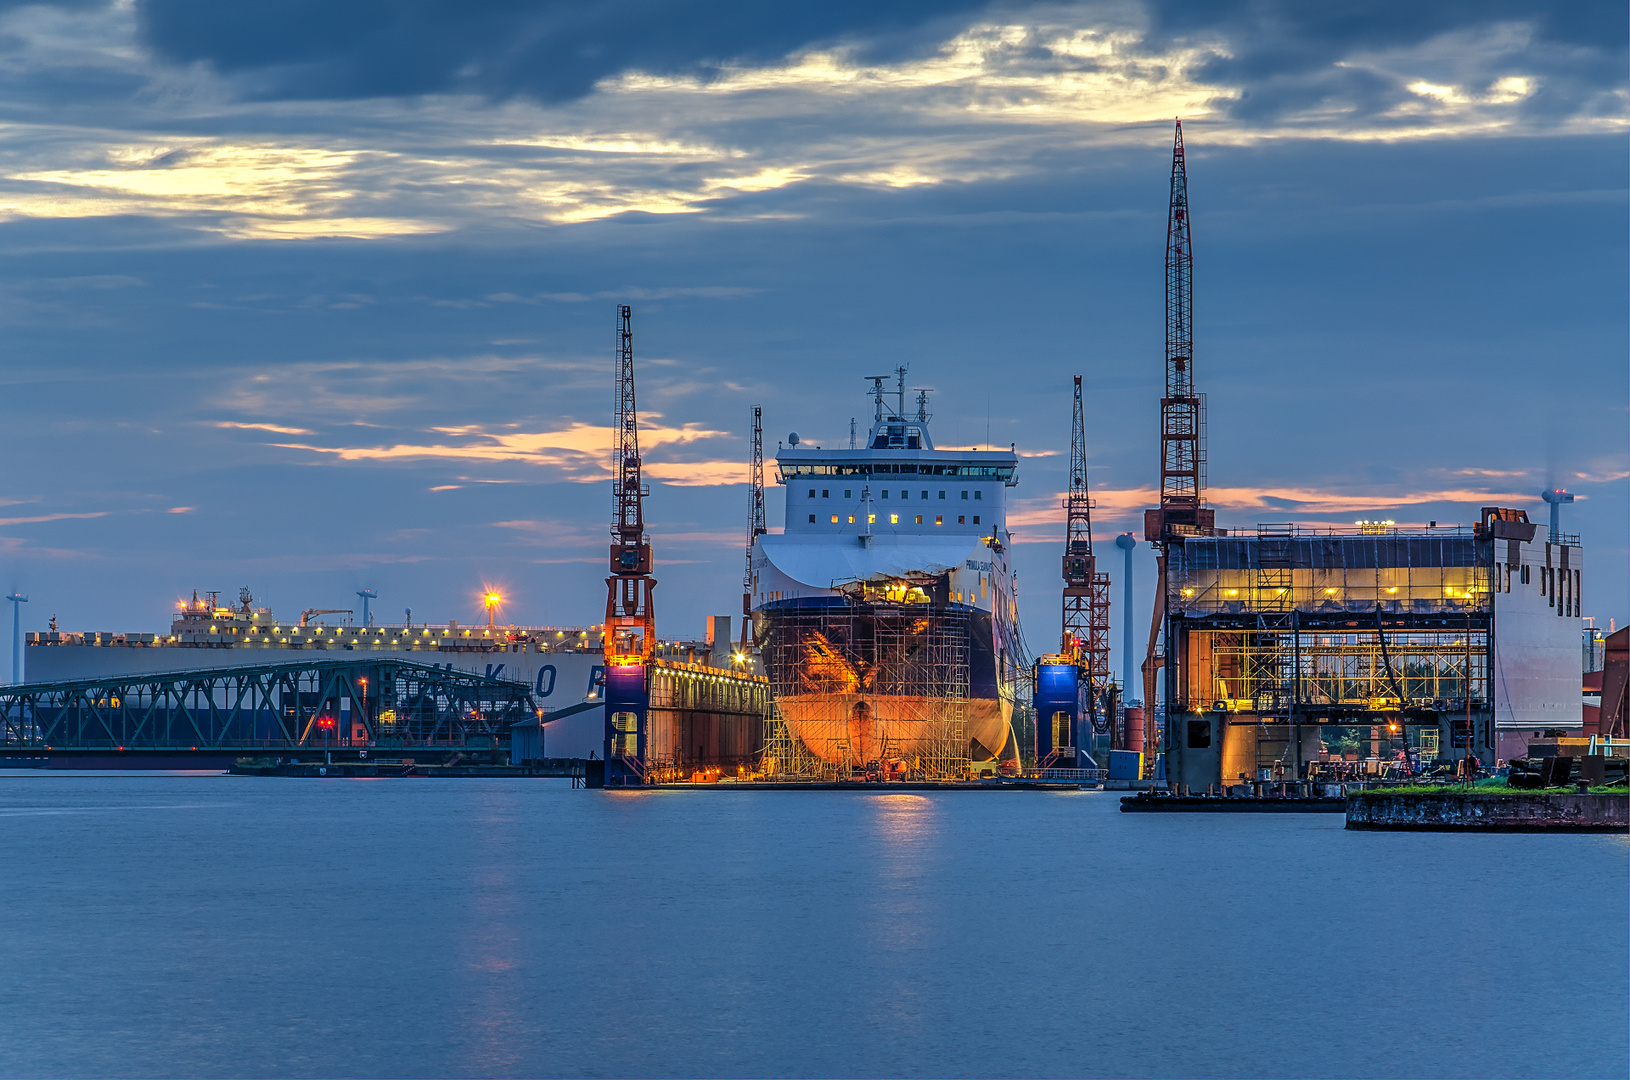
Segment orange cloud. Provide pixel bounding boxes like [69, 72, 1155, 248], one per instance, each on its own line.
[270, 419, 728, 479]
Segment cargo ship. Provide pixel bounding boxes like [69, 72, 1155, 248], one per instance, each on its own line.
[750, 373, 1025, 772]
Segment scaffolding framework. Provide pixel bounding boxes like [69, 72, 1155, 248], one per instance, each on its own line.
[760, 597, 972, 779]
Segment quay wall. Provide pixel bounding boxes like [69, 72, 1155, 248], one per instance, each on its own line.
[1347, 792, 1628, 832]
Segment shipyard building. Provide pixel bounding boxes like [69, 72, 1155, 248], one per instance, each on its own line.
[1161, 507, 1582, 792]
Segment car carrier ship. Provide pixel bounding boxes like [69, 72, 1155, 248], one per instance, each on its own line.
[750, 372, 1026, 773]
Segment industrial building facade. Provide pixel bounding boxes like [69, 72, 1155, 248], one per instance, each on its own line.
[1162, 509, 1581, 791]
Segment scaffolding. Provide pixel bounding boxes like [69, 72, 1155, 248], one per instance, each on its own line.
[760, 592, 973, 780]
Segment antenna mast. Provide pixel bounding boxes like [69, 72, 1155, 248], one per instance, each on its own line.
[1062, 375, 1111, 689]
[742, 405, 765, 650]
[605, 304, 656, 665]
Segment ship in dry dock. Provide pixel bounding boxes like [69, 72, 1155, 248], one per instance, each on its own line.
[750, 371, 1025, 775]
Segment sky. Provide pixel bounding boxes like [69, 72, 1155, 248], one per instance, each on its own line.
[0, 0, 1625, 680]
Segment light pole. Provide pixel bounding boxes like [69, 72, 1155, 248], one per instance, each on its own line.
[6, 593, 26, 685]
[484, 591, 502, 629]
[356, 589, 377, 627]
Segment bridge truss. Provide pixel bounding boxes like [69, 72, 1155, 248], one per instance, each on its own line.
[0, 658, 539, 756]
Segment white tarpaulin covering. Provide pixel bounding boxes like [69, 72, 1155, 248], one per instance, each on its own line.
[758, 535, 989, 589]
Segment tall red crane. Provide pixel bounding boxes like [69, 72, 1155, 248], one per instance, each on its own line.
[741, 404, 765, 653]
[1061, 375, 1111, 690]
[605, 304, 656, 666]
[1141, 120, 1213, 760]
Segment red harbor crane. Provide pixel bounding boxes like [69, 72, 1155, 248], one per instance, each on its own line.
[1141, 119, 1214, 761]
[604, 304, 657, 667]
[1062, 375, 1112, 689]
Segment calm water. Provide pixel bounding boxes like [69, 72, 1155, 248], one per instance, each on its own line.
[0, 773, 1624, 1080]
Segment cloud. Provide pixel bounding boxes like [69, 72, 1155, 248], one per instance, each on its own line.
[0, 2, 1615, 241]
[1141, 1, 1628, 125]
[269, 419, 728, 480]
[1006, 482, 1538, 532]
[216, 420, 315, 435]
[134, 0, 989, 104]
[0, 511, 109, 526]
[165, 506, 194, 514]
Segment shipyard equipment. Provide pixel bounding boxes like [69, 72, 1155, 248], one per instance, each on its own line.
[1035, 375, 1114, 765]
[742, 404, 765, 655]
[602, 304, 657, 783]
[1140, 119, 1213, 779]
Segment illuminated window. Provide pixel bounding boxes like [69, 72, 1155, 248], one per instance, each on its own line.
[830, 514, 839, 523]
[848, 515, 855, 523]
[867, 514, 876, 524]
[935, 515, 943, 525]
[915, 515, 923, 524]
[958, 515, 966, 524]
[890, 513, 899, 524]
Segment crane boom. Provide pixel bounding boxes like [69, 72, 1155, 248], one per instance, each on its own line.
[742, 404, 765, 651]
[1146, 118, 1212, 544]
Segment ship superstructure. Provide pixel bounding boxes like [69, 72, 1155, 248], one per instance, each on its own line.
[750, 371, 1023, 774]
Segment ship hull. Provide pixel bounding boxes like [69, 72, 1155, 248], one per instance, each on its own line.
[754, 598, 1015, 766]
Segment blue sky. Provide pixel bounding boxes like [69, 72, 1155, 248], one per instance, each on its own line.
[0, 0, 1624, 673]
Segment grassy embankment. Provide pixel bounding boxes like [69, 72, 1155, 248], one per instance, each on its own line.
[1363, 778, 1628, 797]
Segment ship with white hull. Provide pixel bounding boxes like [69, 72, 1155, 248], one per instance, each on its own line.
[750, 378, 1025, 773]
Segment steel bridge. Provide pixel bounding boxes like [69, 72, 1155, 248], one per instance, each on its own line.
[0, 658, 540, 761]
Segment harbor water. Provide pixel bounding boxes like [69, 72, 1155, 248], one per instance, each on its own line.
[0, 773, 1624, 1079]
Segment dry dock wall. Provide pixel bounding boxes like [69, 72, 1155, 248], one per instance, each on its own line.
[1347, 792, 1628, 831]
